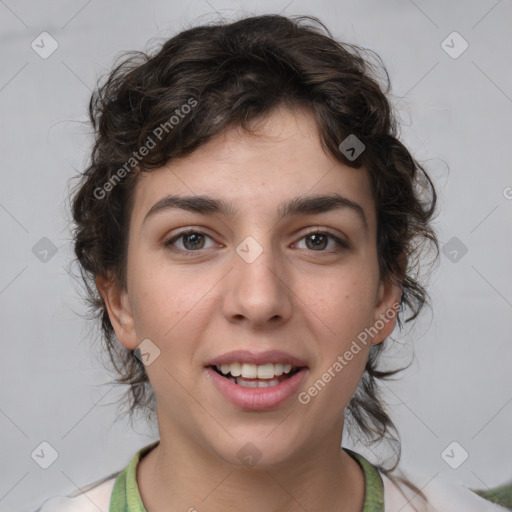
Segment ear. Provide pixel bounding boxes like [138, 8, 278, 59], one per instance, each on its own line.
[95, 275, 139, 350]
[369, 276, 402, 346]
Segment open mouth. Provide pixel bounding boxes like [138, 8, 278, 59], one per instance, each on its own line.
[209, 363, 303, 388]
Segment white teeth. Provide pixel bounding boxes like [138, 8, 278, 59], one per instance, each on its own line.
[257, 363, 274, 379]
[238, 379, 258, 388]
[215, 362, 297, 379]
[241, 363, 258, 379]
[236, 378, 280, 388]
[229, 362, 241, 377]
[273, 363, 284, 376]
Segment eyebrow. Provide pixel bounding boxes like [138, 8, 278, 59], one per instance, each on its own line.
[142, 193, 368, 232]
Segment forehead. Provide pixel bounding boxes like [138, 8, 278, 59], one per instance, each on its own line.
[130, 107, 376, 231]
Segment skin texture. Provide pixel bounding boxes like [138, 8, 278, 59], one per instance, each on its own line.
[97, 106, 402, 512]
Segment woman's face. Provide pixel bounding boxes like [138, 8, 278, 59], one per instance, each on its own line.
[98, 106, 401, 467]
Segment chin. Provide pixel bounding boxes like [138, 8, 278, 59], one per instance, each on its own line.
[206, 432, 303, 469]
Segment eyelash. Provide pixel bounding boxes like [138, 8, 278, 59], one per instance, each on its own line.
[163, 228, 350, 256]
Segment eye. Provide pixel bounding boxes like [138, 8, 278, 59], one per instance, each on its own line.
[163, 228, 349, 255]
[295, 229, 349, 252]
[163, 230, 217, 253]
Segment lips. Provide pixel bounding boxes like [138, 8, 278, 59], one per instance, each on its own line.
[204, 350, 309, 410]
[206, 366, 308, 410]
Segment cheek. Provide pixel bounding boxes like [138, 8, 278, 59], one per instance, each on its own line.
[301, 294, 372, 416]
[303, 274, 376, 397]
[128, 268, 208, 401]
[128, 260, 203, 343]
[307, 272, 377, 333]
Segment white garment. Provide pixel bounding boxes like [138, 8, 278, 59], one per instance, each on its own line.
[36, 471, 508, 512]
[379, 472, 508, 512]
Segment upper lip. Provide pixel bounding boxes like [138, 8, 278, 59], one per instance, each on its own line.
[205, 350, 308, 368]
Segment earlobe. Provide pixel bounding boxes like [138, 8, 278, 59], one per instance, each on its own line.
[95, 275, 139, 350]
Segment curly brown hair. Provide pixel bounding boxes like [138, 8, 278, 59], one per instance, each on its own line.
[68, 13, 439, 506]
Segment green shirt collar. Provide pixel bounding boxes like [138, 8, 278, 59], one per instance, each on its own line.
[109, 442, 384, 512]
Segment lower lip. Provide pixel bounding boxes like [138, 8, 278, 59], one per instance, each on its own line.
[206, 367, 308, 410]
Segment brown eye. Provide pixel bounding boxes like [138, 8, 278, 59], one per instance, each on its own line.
[296, 230, 349, 252]
[164, 230, 215, 253]
[305, 232, 329, 250]
[181, 233, 205, 250]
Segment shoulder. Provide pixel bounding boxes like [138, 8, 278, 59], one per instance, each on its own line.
[34, 441, 159, 512]
[34, 476, 117, 512]
[380, 470, 509, 512]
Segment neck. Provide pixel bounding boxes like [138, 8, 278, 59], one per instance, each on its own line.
[137, 424, 365, 512]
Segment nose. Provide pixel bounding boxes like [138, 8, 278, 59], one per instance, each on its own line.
[222, 239, 293, 329]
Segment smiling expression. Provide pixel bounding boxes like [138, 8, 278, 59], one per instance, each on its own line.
[97, 105, 401, 466]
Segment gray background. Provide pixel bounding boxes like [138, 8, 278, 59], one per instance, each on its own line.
[0, 1, 511, 510]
